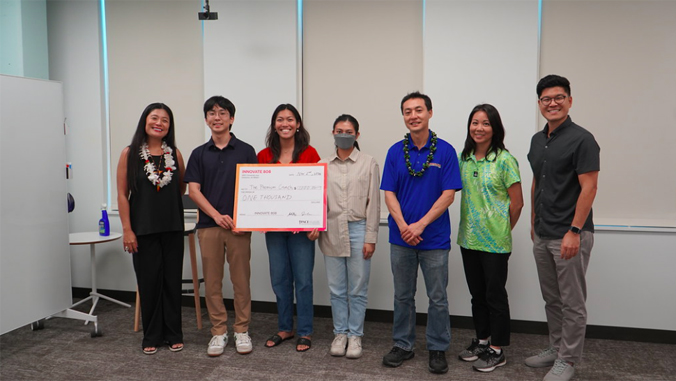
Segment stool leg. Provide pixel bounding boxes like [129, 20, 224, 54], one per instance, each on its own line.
[188, 232, 202, 329]
[133, 287, 141, 332]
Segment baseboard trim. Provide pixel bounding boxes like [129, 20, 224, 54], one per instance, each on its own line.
[72, 287, 675, 344]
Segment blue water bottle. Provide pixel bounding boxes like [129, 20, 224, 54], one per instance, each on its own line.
[99, 203, 110, 236]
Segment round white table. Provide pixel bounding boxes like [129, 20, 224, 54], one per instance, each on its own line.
[69, 232, 130, 322]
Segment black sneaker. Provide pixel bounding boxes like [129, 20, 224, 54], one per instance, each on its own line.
[458, 338, 489, 362]
[382, 346, 414, 367]
[472, 347, 506, 372]
[428, 350, 448, 374]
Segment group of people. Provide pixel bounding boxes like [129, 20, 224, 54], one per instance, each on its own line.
[117, 74, 599, 381]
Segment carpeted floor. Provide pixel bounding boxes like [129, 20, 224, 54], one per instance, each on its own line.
[1, 299, 674, 381]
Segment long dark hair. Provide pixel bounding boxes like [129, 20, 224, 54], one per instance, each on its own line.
[264, 104, 310, 163]
[461, 104, 507, 161]
[332, 114, 360, 150]
[126, 103, 176, 194]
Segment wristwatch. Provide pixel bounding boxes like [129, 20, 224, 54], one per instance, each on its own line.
[569, 226, 582, 234]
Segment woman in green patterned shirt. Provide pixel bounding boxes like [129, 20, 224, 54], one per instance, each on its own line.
[456, 104, 523, 373]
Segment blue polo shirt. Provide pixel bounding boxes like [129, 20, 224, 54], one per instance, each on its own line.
[184, 134, 257, 229]
[380, 132, 462, 250]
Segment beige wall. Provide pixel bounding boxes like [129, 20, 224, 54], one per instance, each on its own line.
[540, 0, 676, 226]
[107, 0, 204, 207]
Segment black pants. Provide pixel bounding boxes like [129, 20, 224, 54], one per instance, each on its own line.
[134, 231, 184, 348]
[460, 247, 511, 346]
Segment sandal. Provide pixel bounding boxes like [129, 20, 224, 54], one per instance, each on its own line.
[265, 333, 294, 348]
[169, 343, 184, 352]
[296, 337, 312, 352]
[143, 347, 158, 355]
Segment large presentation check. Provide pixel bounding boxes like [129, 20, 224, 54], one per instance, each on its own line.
[233, 163, 327, 231]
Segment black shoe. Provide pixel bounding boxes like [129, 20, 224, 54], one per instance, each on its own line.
[429, 350, 448, 374]
[458, 338, 490, 362]
[383, 346, 414, 367]
[472, 347, 506, 372]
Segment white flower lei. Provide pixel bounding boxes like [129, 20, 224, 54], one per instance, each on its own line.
[140, 141, 176, 191]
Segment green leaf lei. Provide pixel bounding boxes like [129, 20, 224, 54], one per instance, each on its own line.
[403, 130, 438, 177]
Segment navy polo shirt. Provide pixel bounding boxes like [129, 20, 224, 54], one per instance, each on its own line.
[380, 132, 462, 250]
[528, 116, 600, 239]
[184, 134, 258, 229]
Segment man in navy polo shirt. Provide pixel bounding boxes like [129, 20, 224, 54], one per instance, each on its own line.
[380, 92, 462, 374]
[525, 75, 600, 381]
[184, 96, 258, 357]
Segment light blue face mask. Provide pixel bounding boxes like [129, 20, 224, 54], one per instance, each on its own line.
[334, 133, 356, 149]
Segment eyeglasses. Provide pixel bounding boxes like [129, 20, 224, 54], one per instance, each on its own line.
[539, 95, 568, 106]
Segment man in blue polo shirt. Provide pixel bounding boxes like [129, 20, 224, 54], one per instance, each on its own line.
[184, 96, 258, 357]
[525, 75, 600, 381]
[380, 92, 462, 374]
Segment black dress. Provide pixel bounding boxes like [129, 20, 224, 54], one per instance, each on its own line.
[129, 151, 184, 348]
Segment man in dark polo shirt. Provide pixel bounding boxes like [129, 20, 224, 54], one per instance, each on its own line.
[184, 96, 257, 357]
[525, 75, 600, 381]
[380, 92, 463, 374]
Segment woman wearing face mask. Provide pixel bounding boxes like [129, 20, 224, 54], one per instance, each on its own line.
[456, 104, 523, 373]
[258, 104, 320, 352]
[319, 114, 380, 359]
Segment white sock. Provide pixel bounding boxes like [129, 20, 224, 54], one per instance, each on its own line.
[479, 339, 489, 345]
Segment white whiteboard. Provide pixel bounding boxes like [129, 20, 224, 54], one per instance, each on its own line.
[0, 75, 72, 335]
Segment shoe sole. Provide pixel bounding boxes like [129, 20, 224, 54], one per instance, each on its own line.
[459, 355, 479, 362]
[473, 359, 507, 372]
[236, 349, 253, 355]
[428, 365, 449, 374]
[330, 352, 346, 357]
[169, 345, 184, 352]
[143, 348, 158, 355]
[524, 359, 556, 368]
[382, 352, 415, 367]
[207, 350, 224, 357]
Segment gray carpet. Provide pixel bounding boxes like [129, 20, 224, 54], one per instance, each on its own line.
[1, 299, 674, 381]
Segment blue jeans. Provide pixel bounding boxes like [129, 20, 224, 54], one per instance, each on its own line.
[265, 232, 315, 337]
[324, 220, 371, 337]
[390, 244, 451, 351]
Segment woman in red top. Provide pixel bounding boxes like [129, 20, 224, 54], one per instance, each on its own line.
[258, 104, 320, 352]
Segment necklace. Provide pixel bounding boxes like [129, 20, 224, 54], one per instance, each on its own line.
[140, 141, 175, 191]
[403, 130, 438, 177]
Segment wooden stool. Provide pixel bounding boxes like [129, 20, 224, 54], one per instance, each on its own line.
[134, 222, 203, 331]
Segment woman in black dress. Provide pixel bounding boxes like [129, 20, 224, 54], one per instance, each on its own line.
[116, 103, 186, 355]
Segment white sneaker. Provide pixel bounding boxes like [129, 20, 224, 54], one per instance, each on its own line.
[234, 331, 253, 354]
[207, 333, 228, 357]
[544, 359, 575, 381]
[330, 334, 348, 356]
[345, 336, 362, 359]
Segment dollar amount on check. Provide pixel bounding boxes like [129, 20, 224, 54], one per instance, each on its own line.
[233, 163, 328, 231]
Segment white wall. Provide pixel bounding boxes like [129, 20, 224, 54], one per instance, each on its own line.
[45, 0, 676, 332]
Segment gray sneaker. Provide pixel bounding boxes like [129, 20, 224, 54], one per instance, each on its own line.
[524, 346, 558, 368]
[458, 338, 489, 362]
[472, 347, 506, 372]
[544, 359, 575, 381]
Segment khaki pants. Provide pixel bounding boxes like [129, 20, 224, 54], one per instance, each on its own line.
[533, 231, 593, 364]
[197, 227, 252, 336]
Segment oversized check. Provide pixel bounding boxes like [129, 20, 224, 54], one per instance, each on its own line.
[233, 163, 327, 231]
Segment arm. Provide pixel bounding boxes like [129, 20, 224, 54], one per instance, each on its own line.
[560, 171, 599, 259]
[188, 182, 235, 230]
[530, 177, 536, 242]
[363, 160, 381, 259]
[384, 190, 420, 245]
[402, 189, 456, 244]
[176, 148, 186, 195]
[116, 148, 137, 253]
[507, 182, 524, 230]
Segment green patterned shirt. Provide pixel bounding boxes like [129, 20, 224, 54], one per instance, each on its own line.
[457, 149, 521, 253]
